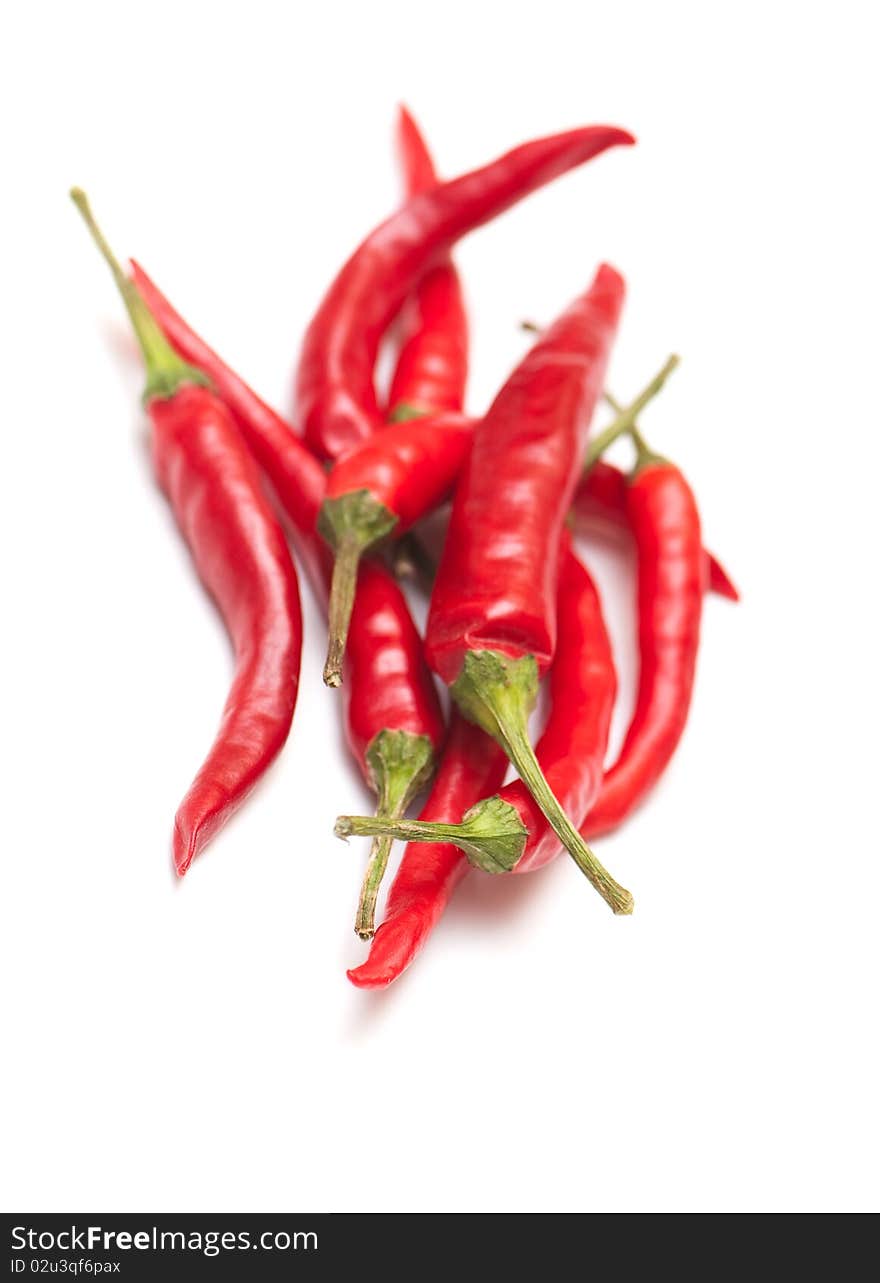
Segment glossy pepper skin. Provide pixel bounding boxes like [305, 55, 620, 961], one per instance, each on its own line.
[427, 264, 625, 683]
[71, 194, 303, 877]
[341, 558, 445, 777]
[345, 536, 615, 987]
[386, 106, 469, 419]
[573, 460, 739, 602]
[582, 456, 704, 837]
[296, 124, 633, 459]
[347, 714, 507, 989]
[152, 386, 303, 873]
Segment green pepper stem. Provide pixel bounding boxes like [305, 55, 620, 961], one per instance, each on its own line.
[322, 534, 363, 688]
[602, 391, 667, 473]
[582, 354, 679, 472]
[450, 651, 633, 914]
[69, 188, 205, 402]
[352, 731, 435, 939]
[603, 390, 624, 416]
[340, 814, 461, 843]
[493, 699, 633, 913]
[337, 794, 528, 875]
[318, 491, 398, 688]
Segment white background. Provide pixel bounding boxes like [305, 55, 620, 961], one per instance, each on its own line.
[2, 1, 877, 1214]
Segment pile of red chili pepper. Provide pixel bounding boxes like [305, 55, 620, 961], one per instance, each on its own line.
[72, 108, 737, 988]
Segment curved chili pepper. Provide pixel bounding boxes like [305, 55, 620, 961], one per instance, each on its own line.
[417, 265, 648, 914]
[580, 434, 704, 838]
[338, 531, 616, 879]
[319, 411, 475, 687]
[295, 123, 634, 460]
[72, 192, 302, 876]
[347, 713, 507, 989]
[386, 106, 469, 421]
[573, 460, 739, 602]
[130, 262, 444, 936]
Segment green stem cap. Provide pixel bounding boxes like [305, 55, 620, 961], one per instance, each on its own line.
[69, 188, 208, 403]
[336, 795, 529, 875]
[450, 650, 633, 914]
[349, 730, 435, 940]
[317, 490, 398, 688]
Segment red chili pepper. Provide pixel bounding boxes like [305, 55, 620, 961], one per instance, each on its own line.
[347, 713, 507, 989]
[129, 262, 444, 937]
[319, 411, 475, 687]
[386, 106, 469, 421]
[573, 460, 739, 602]
[418, 266, 651, 914]
[339, 530, 615, 883]
[579, 431, 705, 838]
[72, 192, 303, 876]
[296, 123, 634, 460]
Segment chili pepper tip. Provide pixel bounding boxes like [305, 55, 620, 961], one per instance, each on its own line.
[346, 966, 393, 990]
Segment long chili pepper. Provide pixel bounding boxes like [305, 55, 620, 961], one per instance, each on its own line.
[72, 192, 303, 875]
[347, 713, 507, 989]
[573, 460, 739, 602]
[419, 266, 654, 914]
[319, 411, 475, 687]
[296, 123, 633, 460]
[386, 106, 469, 421]
[130, 263, 444, 935]
[577, 422, 706, 838]
[338, 530, 615, 876]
